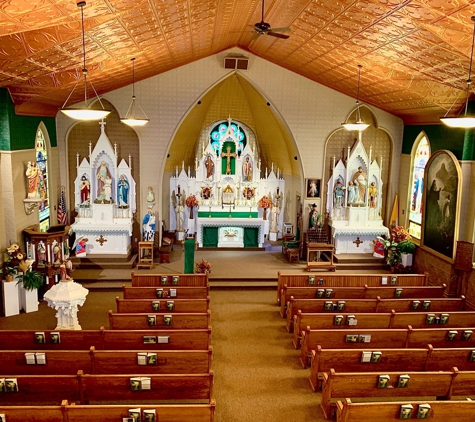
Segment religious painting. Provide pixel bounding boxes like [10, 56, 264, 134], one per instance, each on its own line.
[305, 178, 320, 199]
[421, 150, 461, 261]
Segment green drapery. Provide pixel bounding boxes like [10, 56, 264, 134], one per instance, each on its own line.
[243, 227, 258, 247]
[183, 238, 195, 273]
[197, 211, 258, 218]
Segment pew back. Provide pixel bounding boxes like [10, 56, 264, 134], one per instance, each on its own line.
[123, 285, 210, 299]
[131, 273, 208, 287]
[108, 310, 211, 330]
[116, 297, 210, 313]
[277, 272, 429, 303]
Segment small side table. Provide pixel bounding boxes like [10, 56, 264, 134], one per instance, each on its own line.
[137, 241, 154, 269]
[288, 249, 300, 263]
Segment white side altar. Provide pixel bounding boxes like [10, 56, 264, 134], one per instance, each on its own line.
[170, 117, 283, 246]
[70, 121, 136, 255]
[196, 217, 267, 248]
[326, 133, 389, 254]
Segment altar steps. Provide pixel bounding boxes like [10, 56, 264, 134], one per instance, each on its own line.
[330, 253, 389, 271]
[70, 253, 138, 270]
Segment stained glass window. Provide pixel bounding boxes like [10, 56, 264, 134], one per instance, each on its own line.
[408, 136, 430, 239]
[210, 122, 246, 150]
[36, 128, 50, 232]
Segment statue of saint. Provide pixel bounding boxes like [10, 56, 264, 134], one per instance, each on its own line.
[26, 161, 41, 198]
[242, 156, 252, 181]
[80, 175, 90, 204]
[146, 186, 155, 203]
[142, 211, 156, 241]
[368, 182, 378, 208]
[352, 166, 367, 204]
[117, 174, 129, 207]
[347, 181, 356, 205]
[220, 146, 237, 175]
[204, 155, 214, 179]
[333, 178, 345, 208]
[175, 202, 184, 231]
[96, 161, 110, 199]
[270, 201, 280, 232]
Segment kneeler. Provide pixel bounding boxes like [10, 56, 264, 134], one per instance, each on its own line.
[183, 238, 195, 274]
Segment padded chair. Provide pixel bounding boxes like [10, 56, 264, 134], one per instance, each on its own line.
[282, 227, 301, 262]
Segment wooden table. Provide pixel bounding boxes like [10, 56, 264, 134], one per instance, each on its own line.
[306, 243, 336, 271]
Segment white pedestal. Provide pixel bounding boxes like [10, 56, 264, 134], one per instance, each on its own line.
[176, 231, 186, 241]
[2, 280, 20, 317]
[269, 232, 278, 242]
[401, 253, 413, 267]
[187, 218, 195, 234]
[18, 282, 39, 313]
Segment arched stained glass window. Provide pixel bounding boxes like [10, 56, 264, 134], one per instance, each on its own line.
[408, 135, 430, 239]
[210, 122, 246, 151]
[36, 128, 50, 231]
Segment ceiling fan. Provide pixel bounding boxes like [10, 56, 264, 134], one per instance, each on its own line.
[253, 0, 290, 39]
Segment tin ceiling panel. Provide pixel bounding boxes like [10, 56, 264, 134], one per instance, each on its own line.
[3, 0, 475, 124]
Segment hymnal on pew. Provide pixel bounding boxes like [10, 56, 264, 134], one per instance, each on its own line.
[25, 352, 46, 365]
[377, 374, 390, 388]
[447, 330, 458, 341]
[34, 332, 45, 344]
[50, 332, 60, 344]
[161, 276, 168, 285]
[416, 404, 430, 419]
[361, 351, 372, 363]
[172, 276, 179, 285]
[143, 336, 157, 344]
[157, 336, 170, 344]
[143, 409, 156, 421]
[399, 404, 413, 419]
[152, 301, 160, 311]
[155, 289, 164, 298]
[147, 315, 156, 326]
[440, 313, 449, 324]
[163, 315, 172, 326]
[128, 407, 141, 422]
[334, 315, 343, 326]
[346, 315, 357, 326]
[169, 288, 177, 297]
[137, 353, 157, 366]
[397, 374, 410, 388]
[166, 301, 175, 311]
[316, 289, 325, 298]
[130, 377, 151, 391]
[325, 289, 333, 298]
[394, 288, 403, 298]
[463, 330, 473, 341]
[425, 314, 436, 324]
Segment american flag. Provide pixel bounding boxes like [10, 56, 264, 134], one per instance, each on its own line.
[57, 187, 67, 225]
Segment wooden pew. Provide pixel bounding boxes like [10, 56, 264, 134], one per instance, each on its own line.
[336, 398, 475, 422]
[280, 284, 447, 317]
[276, 271, 429, 304]
[116, 296, 210, 313]
[308, 345, 475, 390]
[108, 310, 211, 330]
[0, 347, 213, 375]
[292, 310, 475, 348]
[0, 327, 212, 351]
[131, 273, 208, 287]
[123, 285, 210, 299]
[300, 326, 475, 367]
[286, 296, 466, 331]
[0, 399, 217, 422]
[321, 368, 459, 419]
[0, 371, 214, 405]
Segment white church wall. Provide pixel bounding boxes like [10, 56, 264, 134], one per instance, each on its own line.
[56, 47, 404, 233]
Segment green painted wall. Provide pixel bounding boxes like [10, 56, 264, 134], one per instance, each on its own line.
[0, 88, 56, 151]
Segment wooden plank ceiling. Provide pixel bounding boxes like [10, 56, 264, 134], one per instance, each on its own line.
[2, 0, 475, 124]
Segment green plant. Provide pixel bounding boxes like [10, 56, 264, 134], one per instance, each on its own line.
[18, 270, 44, 291]
[398, 239, 416, 254]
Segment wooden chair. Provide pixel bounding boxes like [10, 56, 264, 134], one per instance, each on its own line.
[282, 227, 301, 262]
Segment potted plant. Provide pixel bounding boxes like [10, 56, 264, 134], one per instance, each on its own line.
[17, 269, 44, 313]
[398, 239, 416, 267]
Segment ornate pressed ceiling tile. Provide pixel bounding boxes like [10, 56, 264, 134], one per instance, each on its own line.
[3, 0, 475, 123]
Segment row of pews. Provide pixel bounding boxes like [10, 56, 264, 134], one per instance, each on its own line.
[277, 271, 475, 422]
[0, 272, 216, 422]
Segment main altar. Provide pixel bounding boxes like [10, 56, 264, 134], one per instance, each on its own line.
[326, 133, 389, 254]
[70, 121, 136, 255]
[170, 117, 284, 248]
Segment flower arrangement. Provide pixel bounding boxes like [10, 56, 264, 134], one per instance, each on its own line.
[201, 186, 211, 199]
[242, 186, 255, 200]
[391, 226, 411, 243]
[196, 259, 212, 274]
[257, 195, 272, 209]
[381, 226, 416, 271]
[185, 195, 199, 208]
[3, 243, 24, 277]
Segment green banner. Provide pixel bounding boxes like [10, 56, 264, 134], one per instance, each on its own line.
[183, 238, 195, 274]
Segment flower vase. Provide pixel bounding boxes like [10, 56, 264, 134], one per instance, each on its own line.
[18, 281, 39, 313]
[401, 253, 413, 267]
[5, 275, 14, 282]
[189, 207, 194, 219]
[263, 208, 267, 220]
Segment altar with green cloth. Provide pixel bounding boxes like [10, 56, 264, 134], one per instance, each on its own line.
[196, 216, 267, 248]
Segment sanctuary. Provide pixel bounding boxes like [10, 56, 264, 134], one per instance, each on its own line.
[70, 121, 137, 255]
[170, 117, 284, 248]
[326, 132, 389, 254]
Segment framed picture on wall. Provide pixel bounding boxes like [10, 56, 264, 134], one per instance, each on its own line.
[305, 178, 321, 199]
[421, 150, 461, 261]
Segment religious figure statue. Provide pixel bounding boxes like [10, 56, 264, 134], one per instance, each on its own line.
[204, 154, 214, 179]
[146, 186, 155, 203]
[270, 201, 280, 232]
[96, 161, 111, 199]
[307, 179, 318, 198]
[220, 145, 237, 175]
[80, 174, 90, 204]
[73, 237, 88, 258]
[142, 211, 156, 241]
[309, 203, 321, 229]
[175, 202, 184, 231]
[333, 178, 345, 208]
[26, 161, 41, 199]
[368, 182, 378, 208]
[37, 242, 46, 265]
[242, 156, 252, 181]
[96, 175, 112, 203]
[347, 181, 356, 205]
[352, 166, 367, 204]
[117, 174, 129, 207]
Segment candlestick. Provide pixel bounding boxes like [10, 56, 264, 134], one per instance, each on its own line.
[178, 185, 181, 194]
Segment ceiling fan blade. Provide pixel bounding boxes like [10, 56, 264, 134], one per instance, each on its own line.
[269, 27, 291, 33]
[267, 31, 290, 39]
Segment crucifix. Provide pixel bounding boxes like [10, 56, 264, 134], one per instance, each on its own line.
[220, 145, 237, 175]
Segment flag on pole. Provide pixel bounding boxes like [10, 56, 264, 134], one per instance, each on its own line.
[57, 187, 67, 225]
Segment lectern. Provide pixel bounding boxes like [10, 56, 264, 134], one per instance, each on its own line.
[306, 243, 336, 272]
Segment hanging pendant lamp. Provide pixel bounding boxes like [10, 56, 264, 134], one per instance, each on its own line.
[342, 65, 370, 131]
[60, 1, 111, 121]
[440, 16, 475, 128]
[120, 58, 150, 127]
